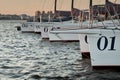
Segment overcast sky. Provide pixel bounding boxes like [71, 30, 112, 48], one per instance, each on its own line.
[0, 0, 119, 16]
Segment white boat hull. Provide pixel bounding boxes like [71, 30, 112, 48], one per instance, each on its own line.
[49, 22, 82, 41]
[84, 29, 120, 66]
[34, 24, 41, 33]
[41, 24, 53, 39]
[78, 34, 89, 53]
[20, 22, 40, 33]
[49, 33, 79, 41]
[50, 29, 89, 52]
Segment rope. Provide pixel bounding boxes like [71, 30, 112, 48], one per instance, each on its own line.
[112, 0, 120, 25]
[105, 5, 117, 28]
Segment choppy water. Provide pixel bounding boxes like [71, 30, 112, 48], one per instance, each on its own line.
[0, 20, 120, 80]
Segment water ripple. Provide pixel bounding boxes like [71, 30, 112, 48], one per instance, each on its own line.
[0, 21, 120, 80]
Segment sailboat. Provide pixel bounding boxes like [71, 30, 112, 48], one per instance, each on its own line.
[50, 0, 120, 66]
[49, 0, 85, 41]
[50, 0, 91, 51]
[41, 0, 80, 41]
[81, 0, 120, 66]
[16, 0, 80, 41]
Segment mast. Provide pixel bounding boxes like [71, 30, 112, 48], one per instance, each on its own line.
[89, 0, 93, 28]
[54, 0, 57, 17]
[71, 0, 74, 23]
[71, 0, 74, 10]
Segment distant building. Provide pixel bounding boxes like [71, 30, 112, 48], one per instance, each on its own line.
[0, 14, 21, 20]
[20, 14, 30, 20]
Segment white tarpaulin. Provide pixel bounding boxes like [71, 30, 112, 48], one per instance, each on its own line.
[92, 0, 106, 5]
[108, 0, 120, 4]
[56, 0, 72, 11]
[74, 0, 90, 10]
[74, 0, 105, 10]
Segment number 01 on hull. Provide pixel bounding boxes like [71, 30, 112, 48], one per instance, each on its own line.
[87, 29, 120, 66]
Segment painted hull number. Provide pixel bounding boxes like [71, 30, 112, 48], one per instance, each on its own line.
[44, 27, 48, 32]
[85, 35, 88, 44]
[97, 36, 116, 51]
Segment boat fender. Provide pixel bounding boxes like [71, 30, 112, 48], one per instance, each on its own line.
[17, 26, 21, 31]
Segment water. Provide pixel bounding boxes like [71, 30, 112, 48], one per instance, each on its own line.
[0, 20, 120, 80]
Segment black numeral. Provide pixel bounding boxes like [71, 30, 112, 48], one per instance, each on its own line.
[44, 27, 48, 32]
[97, 36, 116, 51]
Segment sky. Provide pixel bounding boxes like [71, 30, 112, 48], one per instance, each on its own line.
[0, 0, 91, 16]
[0, 0, 119, 16]
[0, 0, 55, 16]
[0, 0, 73, 16]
